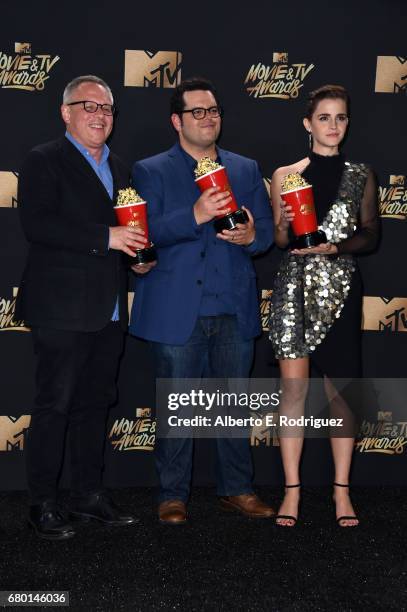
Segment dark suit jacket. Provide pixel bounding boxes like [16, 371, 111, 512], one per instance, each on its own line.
[16, 137, 130, 332]
[129, 144, 274, 345]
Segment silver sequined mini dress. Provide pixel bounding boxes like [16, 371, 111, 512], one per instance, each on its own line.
[269, 157, 369, 362]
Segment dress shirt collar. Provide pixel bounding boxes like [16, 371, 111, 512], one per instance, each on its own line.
[65, 131, 110, 166]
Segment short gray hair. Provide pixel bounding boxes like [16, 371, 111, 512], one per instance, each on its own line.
[62, 75, 114, 105]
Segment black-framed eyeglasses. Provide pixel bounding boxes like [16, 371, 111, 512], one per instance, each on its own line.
[180, 106, 223, 120]
[67, 100, 115, 116]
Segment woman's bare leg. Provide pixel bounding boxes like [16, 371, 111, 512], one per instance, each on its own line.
[276, 357, 309, 526]
[325, 377, 359, 526]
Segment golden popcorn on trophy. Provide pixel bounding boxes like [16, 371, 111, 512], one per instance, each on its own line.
[194, 157, 249, 232]
[280, 173, 327, 249]
[114, 187, 157, 265]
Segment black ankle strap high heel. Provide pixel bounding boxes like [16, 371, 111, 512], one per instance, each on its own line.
[333, 483, 359, 527]
[275, 483, 301, 527]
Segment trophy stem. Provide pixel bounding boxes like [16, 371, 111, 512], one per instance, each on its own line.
[291, 230, 327, 250]
[214, 209, 249, 233]
[127, 244, 157, 266]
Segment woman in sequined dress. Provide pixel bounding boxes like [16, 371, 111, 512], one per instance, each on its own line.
[269, 85, 379, 527]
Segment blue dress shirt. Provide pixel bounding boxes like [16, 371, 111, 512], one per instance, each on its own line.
[65, 132, 119, 321]
[177, 143, 236, 316]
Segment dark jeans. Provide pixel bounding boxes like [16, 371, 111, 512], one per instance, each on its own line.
[150, 315, 254, 503]
[27, 322, 124, 504]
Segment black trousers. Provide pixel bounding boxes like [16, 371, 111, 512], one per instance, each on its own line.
[27, 322, 124, 504]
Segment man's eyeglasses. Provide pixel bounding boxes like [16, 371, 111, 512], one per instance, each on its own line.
[180, 106, 223, 120]
[67, 100, 115, 116]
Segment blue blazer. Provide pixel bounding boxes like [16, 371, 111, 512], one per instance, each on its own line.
[129, 144, 273, 345]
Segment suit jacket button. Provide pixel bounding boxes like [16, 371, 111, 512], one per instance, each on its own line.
[197, 280, 202, 285]
[200, 251, 205, 258]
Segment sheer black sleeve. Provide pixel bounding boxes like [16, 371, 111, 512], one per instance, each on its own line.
[336, 169, 380, 255]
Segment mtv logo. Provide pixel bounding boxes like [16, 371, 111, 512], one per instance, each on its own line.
[378, 411, 392, 422]
[389, 175, 405, 186]
[0, 171, 18, 207]
[375, 56, 407, 93]
[124, 50, 182, 88]
[15, 42, 31, 54]
[378, 320, 393, 331]
[251, 427, 271, 447]
[363, 297, 407, 332]
[273, 52, 288, 64]
[250, 413, 279, 447]
[0, 415, 31, 451]
[136, 408, 151, 418]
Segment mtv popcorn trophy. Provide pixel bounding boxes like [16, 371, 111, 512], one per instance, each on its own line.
[280, 173, 327, 249]
[194, 157, 249, 233]
[114, 188, 157, 265]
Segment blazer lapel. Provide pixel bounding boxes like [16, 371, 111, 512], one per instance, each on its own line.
[59, 137, 113, 206]
[109, 155, 121, 206]
[219, 148, 235, 182]
[167, 144, 201, 203]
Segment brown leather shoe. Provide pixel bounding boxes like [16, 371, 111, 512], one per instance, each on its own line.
[219, 494, 275, 518]
[158, 500, 187, 524]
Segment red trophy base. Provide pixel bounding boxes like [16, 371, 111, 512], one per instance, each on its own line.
[214, 209, 249, 233]
[291, 230, 327, 250]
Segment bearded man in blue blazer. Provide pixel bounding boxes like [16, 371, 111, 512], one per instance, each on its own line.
[130, 77, 275, 524]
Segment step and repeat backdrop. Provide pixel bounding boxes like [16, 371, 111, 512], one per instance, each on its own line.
[0, 1, 406, 490]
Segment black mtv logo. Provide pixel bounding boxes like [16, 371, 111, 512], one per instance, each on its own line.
[0, 171, 19, 208]
[0, 416, 31, 451]
[251, 413, 279, 447]
[145, 64, 179, 88]
[375, 56, 407, 93]
[125, 51, 182, 89]
[379, 307, 407, 332]
[143, 54, 182, 88]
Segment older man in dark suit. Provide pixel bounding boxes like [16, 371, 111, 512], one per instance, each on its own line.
[16, 75, 152, 540]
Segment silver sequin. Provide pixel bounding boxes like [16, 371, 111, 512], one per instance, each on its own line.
[269, 162, 368, 359]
